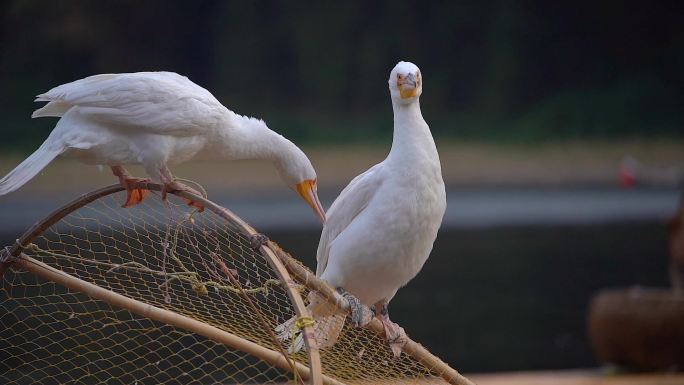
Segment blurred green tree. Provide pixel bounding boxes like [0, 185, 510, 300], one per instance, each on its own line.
[0, 0, 681, 152]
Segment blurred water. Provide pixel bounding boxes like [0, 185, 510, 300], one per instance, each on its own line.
[228, 187, 681, 230]
[0, 187, 678, 372]
[270, 222, 671, 373]
[1, 187, 675, 234]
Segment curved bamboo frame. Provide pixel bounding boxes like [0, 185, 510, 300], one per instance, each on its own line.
[0, 183, 475, 385]
[268, 242, 476, 385]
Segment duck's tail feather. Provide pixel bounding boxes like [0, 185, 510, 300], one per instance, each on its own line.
[32, 101, 74, 118]
[0, 141, 63, 195]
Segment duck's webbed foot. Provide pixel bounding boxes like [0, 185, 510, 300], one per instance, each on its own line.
[166, 182, 206, 212]
[337, 287, 373, 328]
[111, 166, 150, 208]
[159, 167, 206, 212]
[374, 301, 408, 358]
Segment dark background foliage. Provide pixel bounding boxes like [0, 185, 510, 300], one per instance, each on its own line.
[1, 0, 682, 151]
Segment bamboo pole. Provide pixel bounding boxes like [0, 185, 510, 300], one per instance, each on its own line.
[143, 182, 324, 385]
[3, 182, 473, 385]
[267, 243, 476, 385]
[14, 254, 346, 385]
[2, 183, 324, 385]
[1, 185, 126, 278]
[10, 185, 126, 257]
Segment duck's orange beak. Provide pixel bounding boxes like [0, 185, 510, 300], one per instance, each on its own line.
[398, 73, 418, 99]
[296, 179, 326, 224]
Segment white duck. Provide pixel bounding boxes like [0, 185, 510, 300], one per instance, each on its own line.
[0, 72, 325, 220]
[278, 61, 446, 357]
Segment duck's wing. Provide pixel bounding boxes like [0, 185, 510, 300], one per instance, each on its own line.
[316, 163, 383, 276]
[32, 72, 224, 136]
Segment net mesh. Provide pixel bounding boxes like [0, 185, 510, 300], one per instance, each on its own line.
[0, 188, 448, 384]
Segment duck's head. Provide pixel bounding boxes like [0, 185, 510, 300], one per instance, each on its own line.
[388, 61, 422, 104]
[274, 142, 326, 223]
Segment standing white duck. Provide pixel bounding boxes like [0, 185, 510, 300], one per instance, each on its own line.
[278, 61, 446, 357]
[0, 72, 325, 220]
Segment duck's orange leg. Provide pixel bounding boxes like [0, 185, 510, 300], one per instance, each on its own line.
[111, 166, 150, 207]
[374, 301, 408, 358]
[158, 166, 205, 212]
[162, 180, 205, 212]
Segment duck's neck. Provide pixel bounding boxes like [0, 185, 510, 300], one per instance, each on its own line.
[214, 111, 288, 163]
[388, 99, 436, 161]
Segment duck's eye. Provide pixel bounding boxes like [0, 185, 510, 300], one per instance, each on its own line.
[397, 73, 402, 79]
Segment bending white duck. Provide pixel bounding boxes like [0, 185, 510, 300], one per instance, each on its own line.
[278, 61, 446, 357]
[0, 72, 325, 220]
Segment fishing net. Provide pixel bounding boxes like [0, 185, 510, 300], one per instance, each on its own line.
[0, 184, 470, 385]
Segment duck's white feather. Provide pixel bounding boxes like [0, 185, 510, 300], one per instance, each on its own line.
[319, 100, 446, 305]
[315, 163, 382, 276]
[33, 72, 223, 136]
[280, 62, 446, 352]
[0, 71, 318, 196]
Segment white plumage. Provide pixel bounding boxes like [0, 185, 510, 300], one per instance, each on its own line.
[0, 72, 325, 220]
[278, 61, 446, 356]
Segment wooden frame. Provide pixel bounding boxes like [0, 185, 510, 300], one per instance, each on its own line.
[0, 183, 474, 385]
